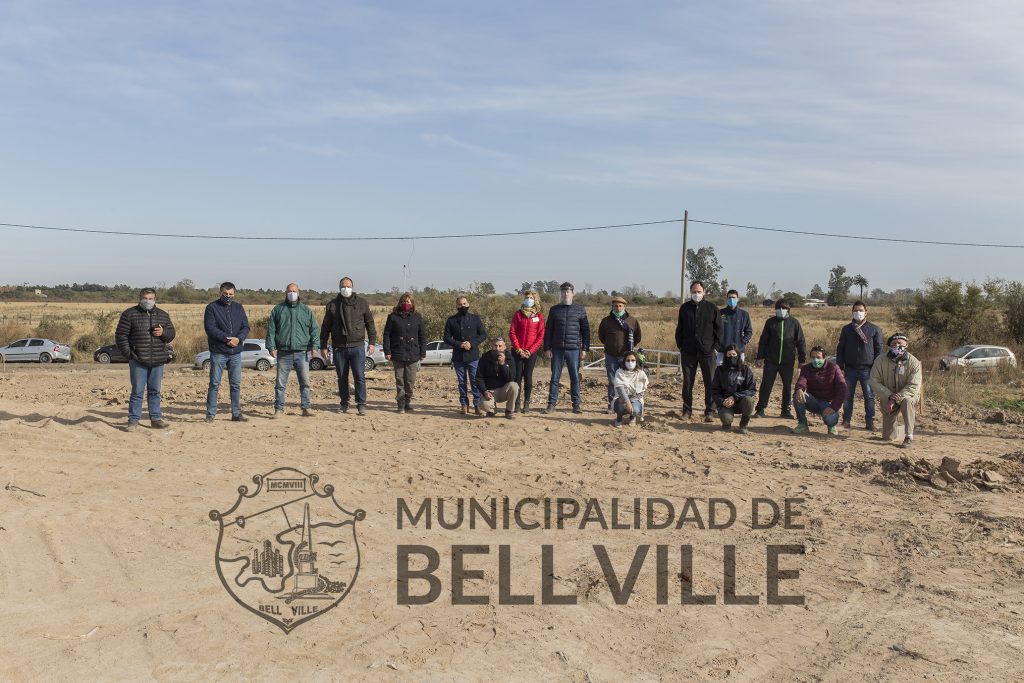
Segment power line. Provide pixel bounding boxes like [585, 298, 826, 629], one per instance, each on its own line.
[687, 219, 1024, 249]
[0, 219, 681, 241]
[1, 216, 1022, 248]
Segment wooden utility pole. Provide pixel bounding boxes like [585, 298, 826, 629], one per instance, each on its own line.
[680, 210, 689, 302]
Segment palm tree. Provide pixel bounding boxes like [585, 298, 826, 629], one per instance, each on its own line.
[853, 275, 869, 300]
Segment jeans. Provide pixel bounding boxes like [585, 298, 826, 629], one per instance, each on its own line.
[842, 366, 876, 423]
[795, 393, 840, 427]
[614, 397, 643, 423]
[680, 351, 716, 415]
[548, 348, 582, 407]
[333, 346, 367, 408]
[206, 352, 242, 418]
[128, 360, 164, 423]
[453, 360, 482, 406]
[757, 362, 795, 413]
[514, 352, 538, 404]
[275, 351, 311, 411]
[604, 354, 621, 403]
[393, 359, 420, 407]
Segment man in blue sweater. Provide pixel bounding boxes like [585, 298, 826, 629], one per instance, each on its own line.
[718, 289, 753, 366]
[204, 282, 251, 422]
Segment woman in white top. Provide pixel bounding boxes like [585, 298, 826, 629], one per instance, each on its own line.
[612, 351, 649, 427]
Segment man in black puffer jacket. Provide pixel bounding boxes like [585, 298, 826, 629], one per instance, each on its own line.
[115, 288, 176, 431]
[543, 282, 591, 414]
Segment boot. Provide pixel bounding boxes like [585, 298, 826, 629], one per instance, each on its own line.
[866, 418, 876, 431]
[515, 395, 523, 413]
[460, 405, 469, 415]
[737, 416, 750, 435]
[753, 408, 766, 419]
[522, 400, 531, 414]
[474, 406, 485, 417]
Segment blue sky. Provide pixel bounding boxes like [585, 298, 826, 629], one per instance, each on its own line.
[1, 1, 1022, 297]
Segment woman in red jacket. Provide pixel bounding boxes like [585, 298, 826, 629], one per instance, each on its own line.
[508, 289, 545, 413]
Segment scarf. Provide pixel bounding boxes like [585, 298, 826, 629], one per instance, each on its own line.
[853, 320, 868, 345]
[335, 295, 353, 337]
[614, 311, 634, 352]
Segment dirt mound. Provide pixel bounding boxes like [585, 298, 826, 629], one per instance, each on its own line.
[875, 455, 1022, 493]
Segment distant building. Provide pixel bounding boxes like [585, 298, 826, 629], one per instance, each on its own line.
[803, 298, 826, 308]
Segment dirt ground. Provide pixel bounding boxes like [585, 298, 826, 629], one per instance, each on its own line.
[1, 363, 1022, 682]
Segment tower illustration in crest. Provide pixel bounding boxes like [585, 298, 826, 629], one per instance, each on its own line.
[294, 503, 319, 591]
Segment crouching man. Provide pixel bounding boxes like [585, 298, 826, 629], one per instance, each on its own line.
[792, 346, 847, 436]
[476, 338, 519, 419]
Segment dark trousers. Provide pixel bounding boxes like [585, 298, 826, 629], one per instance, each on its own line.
[392, 359, 419, 407]
[757, 362, 795, 413]
[514, 352, 538, 404]
[680, 351, 716, 415]
[719, 395, 755, 426]
[333, 345, 367, 408]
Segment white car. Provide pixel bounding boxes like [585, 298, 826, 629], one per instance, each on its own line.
[194, 340, 276, 371]
[309, 342, 387, 372]
[939, 345, 1017, 372]
[422, 340, 453, 366]
[0, 338, 72, 363]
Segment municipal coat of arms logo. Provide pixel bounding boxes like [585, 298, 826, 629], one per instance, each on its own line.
[209, 468, 365, 633]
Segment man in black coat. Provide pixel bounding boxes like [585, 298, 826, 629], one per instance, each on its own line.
[476, 338, 519, 419]
[674, 280, 722, 421]
[115, 287, 176, 431]
[203, 282, 250, 423]
[835, 300, 884, 430]
[444, 295, 488, 415]
[320, 276, 377, 415]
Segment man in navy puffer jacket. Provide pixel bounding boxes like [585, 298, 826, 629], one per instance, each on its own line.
[204, 282, 251, 422]
[543, 282, 591, 413]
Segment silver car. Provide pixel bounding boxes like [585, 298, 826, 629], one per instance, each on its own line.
[194, 339, 276, 371]
[939, 345, 1017, 372]
[0, 338, 72, 363]
[422, 340, 454, 366]
[309, 341, 387, 371]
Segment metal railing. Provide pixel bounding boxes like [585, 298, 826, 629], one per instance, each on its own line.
[580, 346, 681, 374]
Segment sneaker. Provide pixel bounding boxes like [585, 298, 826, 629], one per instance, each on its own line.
[682, 410, 693, 420]
[151, 419, 169, 429]
[231, 414, 249, 422]
[397, 406, 405, 414]
[460, 405, 469, 415]
[572, 405, 582, 414]
[522, 401, 531, 414]
[866, 419, 876, 431]
[703, 414, 714, 423]
[626, 415, 635, 426]
[340, 405, 350, 414]
[544, 405, 556, 414]
[474, 406, 484, 417]
[842, 419, 852, 429]
[737, 427, 750, 435]
[613, 420, 622, 428]
[900, 436, 913, 449]
[791, 423, 810, 434]
[125, 422, 138, 432]
[606, 400, 615, 414]
[505, 410, 515, 420]
[205, 416, 215, 423]
[828, 425, 839, 436]
[780, 409, 795, 419]
[357, 405, 366, 416]
[405, 404, 414, 413]
[753, 409, 766, 419]
[272, 410, 283, 419]
[302, 408, 314, 417]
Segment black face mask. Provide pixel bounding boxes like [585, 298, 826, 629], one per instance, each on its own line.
[458, 306, 469, 314]
[726, 356, 740, 368]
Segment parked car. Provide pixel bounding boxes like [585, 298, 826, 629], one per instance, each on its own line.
[939, 345, 1017, 372]
[194, 340, 276, 371]
[0, 338, 72, 363]
[422, 340, 454, 366]
[93, 343, 130, 364]
[309, 342, 387, 372]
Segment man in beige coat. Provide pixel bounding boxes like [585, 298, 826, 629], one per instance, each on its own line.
[869, 333, 922, 448]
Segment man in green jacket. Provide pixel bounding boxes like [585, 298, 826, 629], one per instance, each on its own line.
[266, 283, 321, 417]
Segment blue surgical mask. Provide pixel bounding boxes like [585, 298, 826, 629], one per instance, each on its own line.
[523, 298, 534, 308]
[727, 297, 738, 308]
[776, 309, 789, 319]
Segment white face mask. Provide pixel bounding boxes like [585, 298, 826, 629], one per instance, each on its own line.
[776, 309, 789, 319]
[691, 292, 704, 303]
[340, 287, 353, 298]
[139, 299, 155, 311]
[853, 310, 866, 322]
[624, 361, 637, 370]
[286, 291, 298, 302]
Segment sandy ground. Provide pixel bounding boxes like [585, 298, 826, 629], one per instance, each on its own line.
[1, 362, 1023, 682]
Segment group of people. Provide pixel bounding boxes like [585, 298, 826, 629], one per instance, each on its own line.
[112, 279, 921, 446]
